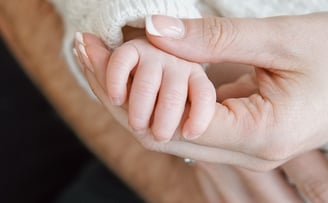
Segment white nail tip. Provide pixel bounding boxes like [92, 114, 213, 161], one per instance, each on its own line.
[145, 16, 162, 37]
[75, 32, 85, 44]
[78, 44, 88, 58]
[72, 48, 78, 57]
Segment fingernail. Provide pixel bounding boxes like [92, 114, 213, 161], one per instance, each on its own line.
[156, 136, 170, 143]
[77, 43, 94, 73]
[133, 127, 147, 135]
[109, 97, 123, 106]
[153, 130, 171, 143]
[128, 121, 147, 135]
[183, 130, 199, 140]
[146, 15, 185, 39]
[74, 32, 94, 72]
[78, 43, 87, 57]
[75, 32, 85, 45]
[72, 48, 78, 57]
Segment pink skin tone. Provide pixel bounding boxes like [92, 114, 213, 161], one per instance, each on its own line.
[75, 34, 216, 142]
[74, 13, 328, 172]
[74, 34, 328, 202]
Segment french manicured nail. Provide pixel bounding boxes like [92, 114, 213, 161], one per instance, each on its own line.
[146, 15, 185, 39]
[77, 43, 94, 73]
[72, 48, 85, 72]
[74, 32, 94, 72]
[75, 32, 85, 45]
[72, 48, 78, 57]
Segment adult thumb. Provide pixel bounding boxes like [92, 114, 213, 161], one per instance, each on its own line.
[145, 15, 295, 69]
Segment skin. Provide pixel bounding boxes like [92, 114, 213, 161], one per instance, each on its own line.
[104, 38, 216, 141]
[75, 13, 328, 170]
[78, 25, 216, 142]
[145, 13, 328, 170]
[74, 32, 328, 202]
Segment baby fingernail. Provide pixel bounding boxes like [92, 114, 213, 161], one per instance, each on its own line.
[153, 131, 171, 143]
[146, 15, 185, 39]
[134, 128, 147, 135]
[156, 136, 170, 143]
[183, 130, 199, 140]
[110, 97, 123, 106]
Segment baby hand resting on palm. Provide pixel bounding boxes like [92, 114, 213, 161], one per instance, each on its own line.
[75, 29, 216, 142]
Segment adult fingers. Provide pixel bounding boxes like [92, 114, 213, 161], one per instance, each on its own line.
[75, 34, 288, 169]
[78, 33, 111, 90]
[74, 48, 282, 171]
[196, 163, 252, 203]
[197, 163, 303, 203]
[73, 33, 131, 126]
[145, 14, 317, 69]
[282, 150, 328, 203]
[235, 167, 302, 203]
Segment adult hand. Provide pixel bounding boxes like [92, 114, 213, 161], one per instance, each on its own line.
[74, 33, 264, 170]
[282, 150, 328, 203]
[72, 36, 328, 202]
[74, 11, 328, 170]
[73, 16, 328, 202]
[143, 13, 328, 169]
[196, 150, 328, 203]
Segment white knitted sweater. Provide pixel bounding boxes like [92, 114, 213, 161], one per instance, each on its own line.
[50, 0, 328, 92]
[51, 0, 328, 48]
[50, 0, 328, 155]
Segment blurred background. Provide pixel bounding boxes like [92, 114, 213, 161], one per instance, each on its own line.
[0, 37, 143, 203]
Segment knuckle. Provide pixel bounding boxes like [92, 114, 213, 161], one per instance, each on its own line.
[232, 96, 291, 162]
[203, 17, 238, 57]
[302, 179, 328, 202]
[133, 79, 158, 97]
[111, 46, 135, 68]
[198, 87, 216, 104]
[160, 89, 185, 111]
[106, 81, 122, 97]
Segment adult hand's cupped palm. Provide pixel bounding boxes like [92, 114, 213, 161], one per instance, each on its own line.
[74, 32, 328, 202]
[143, 13, 328, 170]
[75, 13, 328, 171]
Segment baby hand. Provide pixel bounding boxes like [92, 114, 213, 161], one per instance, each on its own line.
[76, 34, 216, 142]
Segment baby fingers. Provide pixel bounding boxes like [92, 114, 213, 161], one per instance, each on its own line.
[151, 65, 190, 142]
[106, 44, 139, 105]
[182, 67, 216, 140]
[128, 61, 162, 133]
